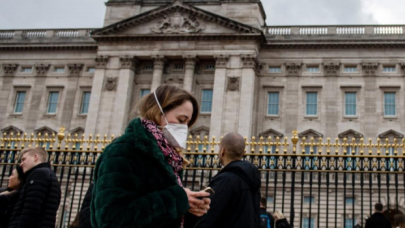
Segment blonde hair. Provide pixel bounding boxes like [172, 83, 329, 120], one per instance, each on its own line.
[137, 85, 199, 127]
[273, 210, 285, 219]
[20, 147, 48, 162]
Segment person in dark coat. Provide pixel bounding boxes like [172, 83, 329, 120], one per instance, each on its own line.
[91, 85, 210, 228]
[273, 211, 291, 228]
[78, 183, 93, 228]
[0, 165, 25, 228]
[8, 147, 61, 228]
[259, 196, 274, 228]
[195, 132, 261, 228]
[364, 203, 391, 228]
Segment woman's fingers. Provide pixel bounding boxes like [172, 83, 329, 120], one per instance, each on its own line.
[184, 188, 210, 207]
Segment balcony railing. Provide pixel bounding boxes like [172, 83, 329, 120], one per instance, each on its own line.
[0, 28, 97, 40]
[267, 25, 405, 36]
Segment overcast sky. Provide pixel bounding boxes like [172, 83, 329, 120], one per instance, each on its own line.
[0, 0, 405, 29]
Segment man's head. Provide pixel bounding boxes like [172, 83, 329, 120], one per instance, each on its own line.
[218, 132, 245, 166]
[374, 202, 383, 213]
[260, 195, 267, 209]
[20, 147, 48, 173]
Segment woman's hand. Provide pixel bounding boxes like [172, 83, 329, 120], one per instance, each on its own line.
[183, 188, 211, 217]
[0, 190, 11, 195]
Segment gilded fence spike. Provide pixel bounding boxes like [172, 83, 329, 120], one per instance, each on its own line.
[394, 138, 398, 155]
[310, 137, 315, 155]
[251, 136, 256, 153]
[29, 133, 34, 148]
[203, 135, 208, 152]
[275, 137, 280, 154]
[291, 130, 298, 155]
[267, 136, 272, 154]
[318, 137, 322, 155]
[187, 135, 192, 152]
[283, 137, 288, 154]
[359, 138, 365, 155]
[57, 127, 65, 149]
[351, 137, 356, 155]
[384, 138, 390, 156]
[259, 136, 264, 154]
[368, 138, 373, 155]
[376, 138, 381, 155]
[325, 138, 331, 155]
[301, 137, 306, 154]
[211, 136, 216, 153]
[342, 138, 348, 155]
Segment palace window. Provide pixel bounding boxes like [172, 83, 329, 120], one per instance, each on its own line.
[80, 92, 91, 114]
[306, 92, 318, 116]
[87, 67, 95, 73]
[14, 91, 26, 113]
[174, 64, 184, 70]
[21, 67, 32, 73]
[344, 218, 356, 228]
[47, 92, 59, 114]
[140, 89, 150, 99]
[269, 67, 282, 73]
[382, 66, 396, 72]
[345, 92, 357, 116]
[267, 92, 279, 115]
[306, 67, 319, 72]
[302, 217, 315, 228]
[344, 67, 357, 72]
[384, 92, 396, 116]
[304, 196, 315, 204]
[201, 89, 213, 113]
[54, 67, 65, 73]
[345, 197, 355, 205]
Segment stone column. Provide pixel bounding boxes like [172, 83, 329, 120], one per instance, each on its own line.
[85, 55, 109, 135]
[183, 55, 197, 92]
[110, 56, 137, 135]
[209, 55, 229, 140]
[237, 54, 258, 139]
[151, 55, 165, 92]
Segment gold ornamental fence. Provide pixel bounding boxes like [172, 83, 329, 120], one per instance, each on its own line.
[1, 128, 405, 228]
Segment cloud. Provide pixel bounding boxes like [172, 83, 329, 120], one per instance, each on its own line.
[263, 0, 378, 25]
[0, 0, 106, 29]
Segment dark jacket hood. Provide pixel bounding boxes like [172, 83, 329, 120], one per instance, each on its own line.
[221, 160, 261, 191]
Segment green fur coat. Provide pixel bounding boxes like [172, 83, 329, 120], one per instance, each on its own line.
[90, 118, 189, 228]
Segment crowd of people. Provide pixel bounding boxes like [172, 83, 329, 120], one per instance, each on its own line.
[0, 85, 401, 228]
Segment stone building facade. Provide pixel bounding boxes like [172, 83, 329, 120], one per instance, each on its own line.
[1, 1, 405, 226]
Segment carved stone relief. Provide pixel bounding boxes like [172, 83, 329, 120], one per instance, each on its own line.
[285, 62, 302, 76]
[120, 56, 138, 70]
[227, 77, 240, 91]
[323, 62, 340, 75]
[2, 64, 18, 76]
[362, 62, 378, 75]
[214, 55, 229, 69]
[105, 77, 118, 91]
[152, 55, 166, 70]
[35, 64, 50, 76]
[151, 13, 205, 34]
[67, 64, 84, 76]
[241, 54, 258, 69]
[95, 55, 109, 69]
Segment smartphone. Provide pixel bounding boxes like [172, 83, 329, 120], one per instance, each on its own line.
[198, 187, 215, 199]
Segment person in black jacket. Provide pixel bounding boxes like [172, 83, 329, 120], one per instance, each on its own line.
[273, 211, 291, 228]
[195, 132, 261, 228]
[0, 165, 25, 228]
[8, 147, 61, 228]
[364, 203, 391, 228]
[78, 183, 93, 228]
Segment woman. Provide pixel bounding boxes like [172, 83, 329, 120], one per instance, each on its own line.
[0, 165, 25, 228]
[91, 85, 211, 228]
[273, 210, 291, 228]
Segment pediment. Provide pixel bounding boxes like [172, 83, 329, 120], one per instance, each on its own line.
[34, 126, 57, 136]
[298, 129, 323, 139]
[258, 128, 284, 138]
[338, 129, 364, 139]
[190, 126, 210, 136]
[1, 125, 24, 135]
[378, 129, 404, 139]
[69, 127, 85, 136]
[92, 1, 262, 39]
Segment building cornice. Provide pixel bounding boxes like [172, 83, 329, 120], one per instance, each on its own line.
[264, 40, 405, 49]
[0, 44, 97, 51]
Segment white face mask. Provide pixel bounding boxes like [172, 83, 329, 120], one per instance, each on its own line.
[154, 92, 188, 150]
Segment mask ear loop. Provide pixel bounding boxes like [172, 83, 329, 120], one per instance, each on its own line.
[154, 91, 169, 126]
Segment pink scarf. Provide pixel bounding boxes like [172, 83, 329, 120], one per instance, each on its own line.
[141, 118, 184, 186]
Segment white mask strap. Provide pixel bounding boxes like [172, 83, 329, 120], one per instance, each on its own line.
[154, 91, 169, 126]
